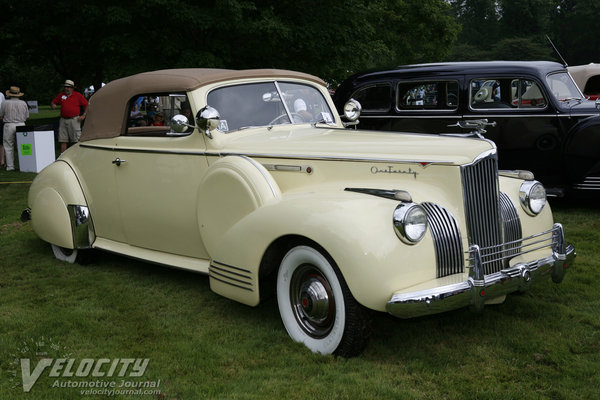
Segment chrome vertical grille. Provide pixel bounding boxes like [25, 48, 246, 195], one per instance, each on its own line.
[499, 191, 522, 263]
[422, 203, 463, 278]
[461, 154, 504, 275]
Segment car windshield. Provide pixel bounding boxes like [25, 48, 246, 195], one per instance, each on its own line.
[546, 72, 583, 101]
[206, 81, 335, 132]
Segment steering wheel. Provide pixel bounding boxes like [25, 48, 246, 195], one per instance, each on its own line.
[268, 112, 305, 125]
[447, 93, 458, 105]
[474, 87, 489, 102]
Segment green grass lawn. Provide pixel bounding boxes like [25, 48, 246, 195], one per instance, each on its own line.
[0, 168, 598, 399]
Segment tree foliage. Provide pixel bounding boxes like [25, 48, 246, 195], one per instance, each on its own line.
[2, 0, 597, 101]
[0, 0, 459, 99]
[447, 0, 600, 64]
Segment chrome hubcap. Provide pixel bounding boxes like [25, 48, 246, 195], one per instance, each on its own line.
[290, 264, 335, 338]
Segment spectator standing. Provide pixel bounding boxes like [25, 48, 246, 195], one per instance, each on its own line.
[51, 80, 89, 153]
[0, 86, 29, 171]
[0, 91, 5, 167]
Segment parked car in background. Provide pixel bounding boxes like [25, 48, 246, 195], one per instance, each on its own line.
[24, 68, 575, 356]
[568, 63, 600, 100]
[333, 61, 600, 197]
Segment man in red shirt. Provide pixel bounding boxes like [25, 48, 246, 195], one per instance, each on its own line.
[51, 79, 89, 153]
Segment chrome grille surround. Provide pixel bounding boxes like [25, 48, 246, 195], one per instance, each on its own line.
[499, 191, 522, 264]
[422, 203, 463, 278]
[461, 152, 504, 275]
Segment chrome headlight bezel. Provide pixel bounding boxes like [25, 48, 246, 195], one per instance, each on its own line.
[519, 180, 546, 216]
[343, 98, 362, 121]
[393, 203, 428, 244]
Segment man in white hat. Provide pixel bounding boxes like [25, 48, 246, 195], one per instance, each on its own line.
[0, 90, 4, 167]
[51, 79, 89, 153]
[0, 86, 29, 171]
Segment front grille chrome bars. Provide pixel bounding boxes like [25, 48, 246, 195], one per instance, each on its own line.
[466, 225, 560, 270]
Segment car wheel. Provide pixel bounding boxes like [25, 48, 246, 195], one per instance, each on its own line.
[276, 245, 370, 357]
[51, 244, 93, 265]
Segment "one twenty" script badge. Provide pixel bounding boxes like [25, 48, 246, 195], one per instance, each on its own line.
[370, 166, 418, 179]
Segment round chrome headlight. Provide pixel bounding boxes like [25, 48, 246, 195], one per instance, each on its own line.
[519, 181, 546, 215]
[393, 203, 428, 244]
[343, 98, 362, 121]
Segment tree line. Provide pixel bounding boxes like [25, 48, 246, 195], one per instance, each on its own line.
[0, 0, 597, 101]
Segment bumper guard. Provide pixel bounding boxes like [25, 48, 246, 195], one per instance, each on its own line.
[386, 223, 576, 318]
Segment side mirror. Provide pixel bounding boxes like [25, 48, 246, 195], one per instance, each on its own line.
[341, 98, 362, 127]
[169, 114, 194, 135]
[196, 106, 220, 138]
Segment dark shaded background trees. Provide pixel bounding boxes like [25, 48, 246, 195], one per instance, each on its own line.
[0, 0, 597, 101]
[447, 0, 599, 62]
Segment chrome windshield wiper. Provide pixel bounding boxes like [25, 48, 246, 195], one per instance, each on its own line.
[559, 97, 583, 103]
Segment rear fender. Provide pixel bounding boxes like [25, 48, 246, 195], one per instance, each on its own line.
[28, 161, 93, 249]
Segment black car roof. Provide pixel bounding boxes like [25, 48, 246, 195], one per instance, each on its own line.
[343, 61, 567, 83]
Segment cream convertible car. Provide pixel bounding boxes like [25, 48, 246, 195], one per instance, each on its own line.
[25, 69, 575, 356]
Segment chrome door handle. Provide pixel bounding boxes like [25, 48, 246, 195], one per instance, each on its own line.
[112, 157, 126, 166]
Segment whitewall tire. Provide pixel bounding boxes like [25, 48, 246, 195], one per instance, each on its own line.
[276, 245, 370, 357]
[51, 244, 93, 265]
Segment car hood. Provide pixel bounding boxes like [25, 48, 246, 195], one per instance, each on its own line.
[218, 127, 495, 166]
[558, 99, 600, 113]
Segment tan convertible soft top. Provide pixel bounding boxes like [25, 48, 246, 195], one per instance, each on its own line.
[81, 68, 326, 141]
[568, 63, 600, 92]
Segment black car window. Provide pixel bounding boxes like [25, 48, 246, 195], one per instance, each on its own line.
[396, 81, 458, 111]
[513, 79, 547, 108]
[470, 78, 546, 110]
[351, 83, 392, 112]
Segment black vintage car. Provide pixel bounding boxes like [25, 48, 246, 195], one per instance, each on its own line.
[333, 61, 600, 197]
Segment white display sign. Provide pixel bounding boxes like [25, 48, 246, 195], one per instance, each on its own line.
[27, 101, 39, 114]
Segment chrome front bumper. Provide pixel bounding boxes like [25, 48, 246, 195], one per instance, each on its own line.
[386, 224, 576, 319]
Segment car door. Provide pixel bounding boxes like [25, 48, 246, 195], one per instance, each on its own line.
[354, 78, 464, 134]
[112, 93, 211, 260]
[72, 139, 127, 243]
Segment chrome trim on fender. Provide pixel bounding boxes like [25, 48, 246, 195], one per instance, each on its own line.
[68, 205, 94, 249]
[344, 188, 412, 202]
[386, 223, 575, 319]
[263, 163, 313, 174]
[209, 261, 254, 292]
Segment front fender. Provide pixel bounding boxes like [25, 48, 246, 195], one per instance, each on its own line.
[211, 190, 437, 311]
[197, 156, 282, 305]
[28, 161, 92, 249]
[565, 115, 600, 183]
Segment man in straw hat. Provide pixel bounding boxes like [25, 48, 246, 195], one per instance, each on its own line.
[0, 86, 29, 171]
[51, 79, 88, 153]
